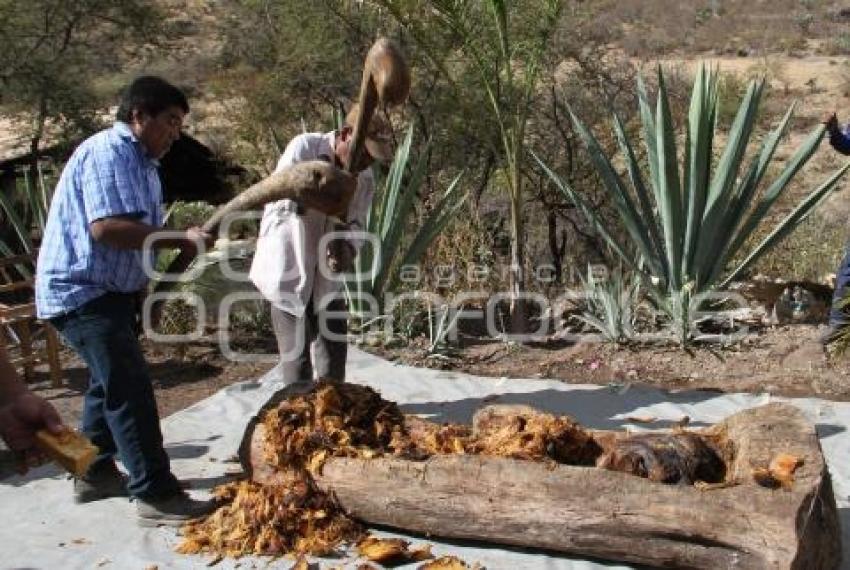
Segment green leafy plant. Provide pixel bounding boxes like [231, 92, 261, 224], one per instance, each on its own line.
[345, 124, 466, 326]
[155, 296, 202, 336]
[152, 240, 258, 332]
[426, 301, 464, 354]
[573, 265, 640, 344]
[0, 162, 59, 278]
[378, 0, 564, 332]
[827, 32, 850, 56]
[164, 200, 217, 231]
[150, 200, 265, 337]
[535, 63, 850, 345]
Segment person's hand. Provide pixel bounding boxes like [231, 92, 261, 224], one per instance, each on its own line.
[326, 222, 356, 274]
[0, 392, 64, 472]
[823, 112, 839, 134]
[182, 226, 215, 257]
[327, 239, 356, 274]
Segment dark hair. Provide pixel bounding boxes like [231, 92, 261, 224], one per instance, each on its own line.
[115, 76, 189, 123]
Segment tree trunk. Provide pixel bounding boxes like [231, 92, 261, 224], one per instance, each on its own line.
[547, 210, 566, 284]
[245, 402, 841, 569]
[508, 174, 526, 335]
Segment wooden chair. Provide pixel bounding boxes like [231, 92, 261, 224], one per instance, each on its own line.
[0, 251, 62, 387]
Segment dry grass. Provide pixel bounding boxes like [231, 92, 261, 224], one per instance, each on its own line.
[599, 0, 838, 58]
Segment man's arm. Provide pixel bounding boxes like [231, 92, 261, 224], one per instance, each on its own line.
[0, 343, 27, 404]
[274, 134, 313, 173]
[80, 145, 213, 252]
[90, 216, 213, 253]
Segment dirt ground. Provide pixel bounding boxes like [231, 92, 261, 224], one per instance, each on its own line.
[11, 317, 843, 431]
[366, 323, 850, 401]
[28, 320, 850, 431]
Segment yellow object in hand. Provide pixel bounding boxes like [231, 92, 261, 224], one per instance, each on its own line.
[35, 429, 98, 476]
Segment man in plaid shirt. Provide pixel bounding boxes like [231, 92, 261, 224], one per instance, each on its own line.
[36, 76, 215, 526]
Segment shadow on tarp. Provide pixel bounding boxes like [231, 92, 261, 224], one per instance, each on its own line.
[0, 461, 65, 488]
[817, 424, 847, 439]
[182, 472, 244, 491]
[0, 434, 223, 486]
[399, 385, 724, 430]
[839, 508, 850, 570]
[165, 435, 221, 460]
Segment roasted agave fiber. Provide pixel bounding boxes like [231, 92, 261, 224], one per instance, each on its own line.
[179, 382, 724, 559]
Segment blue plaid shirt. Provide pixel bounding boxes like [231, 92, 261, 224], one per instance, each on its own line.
[36, 122, 164, 319]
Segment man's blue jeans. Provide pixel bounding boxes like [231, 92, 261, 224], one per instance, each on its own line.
[830, 246, 850, 328]
[50, 292, 180, 499]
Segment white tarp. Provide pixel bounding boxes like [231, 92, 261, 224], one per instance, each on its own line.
[1, 347, 847, 569]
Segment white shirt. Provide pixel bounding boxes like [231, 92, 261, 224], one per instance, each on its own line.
[254, 132, 374, 316]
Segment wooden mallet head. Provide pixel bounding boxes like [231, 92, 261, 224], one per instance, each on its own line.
[345, 38, 411, 173]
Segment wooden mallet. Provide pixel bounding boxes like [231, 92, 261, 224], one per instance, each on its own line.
[154, 38, 410, 291]
[344, 37, 411, 173]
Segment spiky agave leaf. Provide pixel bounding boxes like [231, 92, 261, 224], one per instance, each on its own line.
[537, 62, 849, 345]
[345, 124, 467, 319]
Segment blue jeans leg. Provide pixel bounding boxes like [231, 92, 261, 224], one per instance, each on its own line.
[50, 293, 180, 499]
[830, 245, 850, 328]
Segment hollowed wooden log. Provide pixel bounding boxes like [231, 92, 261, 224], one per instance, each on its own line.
[242, 399, 840, 569]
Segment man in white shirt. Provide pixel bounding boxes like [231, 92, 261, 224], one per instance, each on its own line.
[254, 105, 393, 383]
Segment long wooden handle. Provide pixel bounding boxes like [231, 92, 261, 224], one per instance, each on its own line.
[345, 74, 379, 174]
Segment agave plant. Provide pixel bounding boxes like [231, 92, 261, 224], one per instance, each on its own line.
[345, 124, 466, 326]
[573, 265, 640, 344]
[535, 64, 850, 344]
[0, 162, 58, 277]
